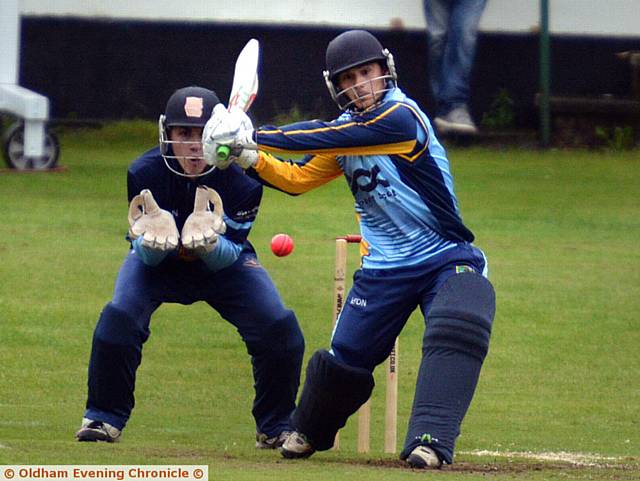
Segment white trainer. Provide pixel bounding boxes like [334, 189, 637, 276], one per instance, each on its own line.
[406, 445, 443, 469]
[75, 417, 121, 442]
[434, 106, 479, 136]
[279, 431, 315, 459]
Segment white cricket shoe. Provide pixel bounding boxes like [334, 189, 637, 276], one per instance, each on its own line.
[75, 417, 121, 442]
[279, 431, 315, 459]
[406, 445, 443, 469]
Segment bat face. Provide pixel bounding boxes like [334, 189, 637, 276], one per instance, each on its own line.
[228, 39, 260, 112]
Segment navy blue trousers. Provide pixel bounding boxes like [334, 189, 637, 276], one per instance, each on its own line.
[330, 243, 488, 463]
[84, 250, 304, 438]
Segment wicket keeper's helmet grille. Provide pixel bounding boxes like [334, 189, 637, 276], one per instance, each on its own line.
[164, 86, 220, 128]
[325, 30, 387, 81]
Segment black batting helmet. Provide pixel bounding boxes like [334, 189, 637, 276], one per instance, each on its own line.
[325, 30, 389, 82]
[323, 30, 398, 112]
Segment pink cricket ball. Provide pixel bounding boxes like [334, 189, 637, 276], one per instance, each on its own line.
[270, 233, 294, 257]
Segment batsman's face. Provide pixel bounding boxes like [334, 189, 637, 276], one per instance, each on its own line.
[169, 127, 206, 175]
[337, 62, 387, 110]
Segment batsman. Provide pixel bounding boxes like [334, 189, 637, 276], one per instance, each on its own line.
[203, 30, 496, 469]
[75, 86, 304, 449]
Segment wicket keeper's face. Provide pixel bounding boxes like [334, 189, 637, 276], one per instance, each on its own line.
[169, 126, 206, 176]
[336, 61, 387, 110]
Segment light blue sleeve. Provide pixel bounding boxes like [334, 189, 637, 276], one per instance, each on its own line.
[200, 236, 243, 271]
[132, 237, 170, 266]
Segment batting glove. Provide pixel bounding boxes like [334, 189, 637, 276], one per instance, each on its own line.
[203, 105, 256, 167]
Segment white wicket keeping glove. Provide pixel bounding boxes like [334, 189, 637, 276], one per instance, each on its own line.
[128, 189, 179, 251]
[202, 105, 256, 167]
[181, 186, 227, 255]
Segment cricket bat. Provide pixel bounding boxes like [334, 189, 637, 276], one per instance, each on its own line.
[216, 38, 260, 162]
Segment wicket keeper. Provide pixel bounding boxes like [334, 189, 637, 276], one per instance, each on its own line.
[75, 86, 304, 449]
[203, 31, 496, 469]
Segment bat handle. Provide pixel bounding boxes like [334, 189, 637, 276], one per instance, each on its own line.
[216, 145, 231, 162]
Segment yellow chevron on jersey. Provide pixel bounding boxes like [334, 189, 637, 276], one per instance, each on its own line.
[259, 140, 416, 157]
[259, 103, 406, 136]
[255, 152, 342, 194]
[359, 236, 370, 259]
[256, 101, 419, 158]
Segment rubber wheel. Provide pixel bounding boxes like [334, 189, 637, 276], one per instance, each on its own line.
[2, 122, 60, 170]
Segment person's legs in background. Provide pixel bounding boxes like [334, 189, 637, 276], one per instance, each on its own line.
[425, 0, 487, 135]
[424, 0, 450, 111]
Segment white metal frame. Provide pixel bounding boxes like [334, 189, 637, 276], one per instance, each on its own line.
[0, 0, 49, 158]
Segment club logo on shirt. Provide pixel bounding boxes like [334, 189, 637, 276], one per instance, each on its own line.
[234, 206, 259, 220]
[349, 165, 390, 194]
[455, 265, 475, 274]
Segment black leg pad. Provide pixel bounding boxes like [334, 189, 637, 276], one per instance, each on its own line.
[291, 349, 375, 451]
[425, 272, 496, 361]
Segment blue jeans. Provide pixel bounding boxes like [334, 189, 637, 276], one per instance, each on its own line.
[424, 0, 487, 116]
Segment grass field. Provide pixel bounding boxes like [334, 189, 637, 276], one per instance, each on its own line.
[1, 122, 639, 480]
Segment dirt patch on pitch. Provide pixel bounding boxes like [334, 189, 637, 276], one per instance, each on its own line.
[354, 458, 571, 472]
[350, 453, 639, 477]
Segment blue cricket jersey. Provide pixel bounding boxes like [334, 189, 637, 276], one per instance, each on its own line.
[250, 87, 474, 269]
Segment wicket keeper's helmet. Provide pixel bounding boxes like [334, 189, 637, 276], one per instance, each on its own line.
[323, 30, 397, 111]
[159, 86, 221, 178]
